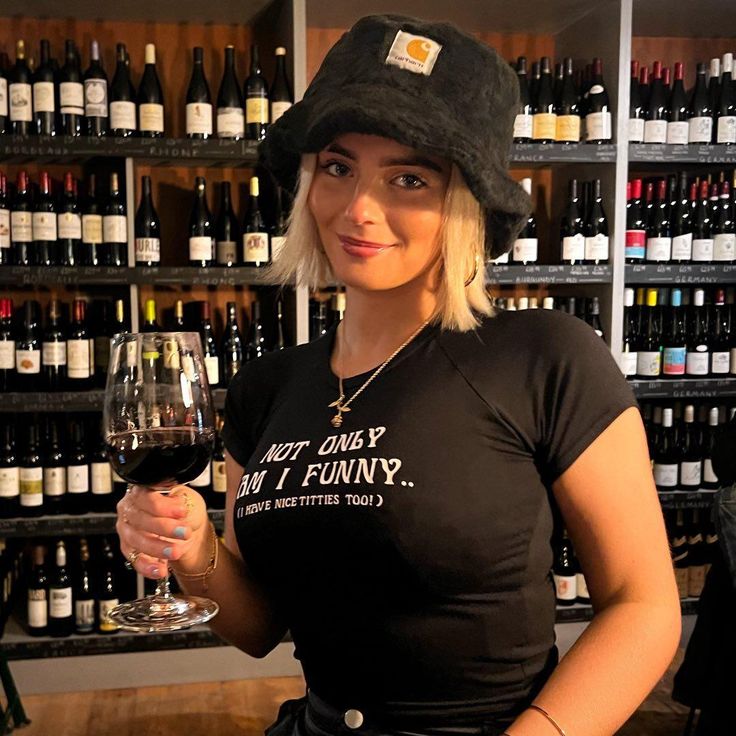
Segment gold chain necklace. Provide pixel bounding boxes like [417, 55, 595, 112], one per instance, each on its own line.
[328, 318, 431, 428]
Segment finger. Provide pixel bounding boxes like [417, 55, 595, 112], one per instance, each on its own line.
[128, 485, 189, 520]
[117, 520, 190, 564]
[119, 544, 168, 579]
[122, 503, 194, 542]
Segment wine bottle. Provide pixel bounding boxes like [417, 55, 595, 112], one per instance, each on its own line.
[15, 300, 41, 391]
[532, 56, 556, 143]
[134, 175, 160, 267]
[625, 179, 646, 263]
[646, 179, 672, 262]
[0, 56, 8, 136]
[0, 173, 10, 264]
[553, 530, 577, 606]
[34, 170, 58, 266]
[654, 407, 679, 492]
[103, 172, 128, 267]
[66, 418, 89, 515]
[189, 455, 212, 502]
[58, 171, 82, 266]
[671, 172, 692, 262]
[692, 179, 714, 262]
[27, 545, 48, 636]
[189, 176, 214, 267]
[211, 413, 226, 509]
[636, 288, 662, 378]
[90, 427, 114, 513]
[671, 510, 690, 598]
[59, 40, 83, 136]
[512, 56, 533, 143]
[171, 299, 185, 330]
[245, 300, 266, 361]
[67, 298, 92, 389]
[620, 288, 637, 377]
[199, 301, 219, 387]
[271, 187, 288, 262]
[9, 40, 32, 136]
[244, 44, 269, 141]
[216, 46, 244, 140]
[270, 47, 293, 124]
[0, 422, 20, 519]
[243, 176, 270, 266]
[0, 298, 15, 391]
[708, 58, 721, 142]
[138, 44, 164, 138]
[666, 62, 689, 145]
[686, 288, 710, 376]
[586, 297, 605, 340]
[186, 47, 212, 139]
[215, 181, 239, 266]
[585, 57, 612, 143]
[688, 62, 713, 144]
[702, 407, 721, 490]
[560, 178, 584, 264]
[679, 405, 702, 491]
[142, 298, 160, 333]
[48, 540, 73, 637]
[584, 178, 608, 264]
[713, 180, 735, 262]
[662, 288, 686, 378]
[530, 61, 540, 108]
[33, 39, 56, 136]
[98, 537, 120, 634]
[74, 539, 94, 634]
[110, 43, 136, 137]
[82, 173, 103, 266]
[717, 53, 736, 144]
[663, 66, 672, 96]
[553, 57, 580, 144]
[687, 510, 707, 597]
[644, 61, 667, 144]
[42, 299, 67, 391]
[83, 40, 108, 137]
[511, 178, 537, 264]
[275, 298, 287, 351]
[711, 288, 731, 374]
[19, 420, 43, 517]
[629, 60, 645, 143]
[43, 416, 66, 515]
[311, 301, 329, 340]
[220, 301, 243, 385]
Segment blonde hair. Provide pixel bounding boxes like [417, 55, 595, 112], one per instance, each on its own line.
[267, 154, 494, 333]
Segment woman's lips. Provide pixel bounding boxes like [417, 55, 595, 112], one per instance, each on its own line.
[338, 235, 395, 258]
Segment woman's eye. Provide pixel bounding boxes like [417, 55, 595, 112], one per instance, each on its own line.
[394, 174, 426, 189]
[321, 161, 351, 177]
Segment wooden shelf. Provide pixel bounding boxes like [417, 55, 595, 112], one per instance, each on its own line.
[487, 264, 612, 284]
[629, 143, 736, 165]
[625, 264, 736, 284]
[629, 378, 736, 399]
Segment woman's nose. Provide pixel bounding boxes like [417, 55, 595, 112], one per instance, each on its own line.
[343, 178, 383, 225]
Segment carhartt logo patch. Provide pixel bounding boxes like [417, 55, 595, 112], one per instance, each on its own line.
[385, 30, 442, 76]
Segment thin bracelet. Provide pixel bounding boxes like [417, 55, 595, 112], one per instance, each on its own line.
[171, 522, 219, 592]
[528, 704, 567, 736]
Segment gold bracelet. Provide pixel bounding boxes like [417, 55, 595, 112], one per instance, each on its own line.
[528, 705, 567, 736]
[171, 522, 219, 592]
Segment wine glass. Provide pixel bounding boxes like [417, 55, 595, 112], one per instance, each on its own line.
[103, 331, 219, 632]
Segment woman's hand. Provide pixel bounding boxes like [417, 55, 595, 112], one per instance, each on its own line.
[116, 485, 210, 579]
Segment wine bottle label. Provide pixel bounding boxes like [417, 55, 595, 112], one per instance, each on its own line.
[245, 96, 268, 125]
[67, 339, 91, 379]
[75, 599, 95, 630]
[711, 351, 730, 374]
[11, 211, 32, 242]
[43, 466, 66, 496]
[671, 233, 693, 261]
[271, 100, 292, 124]
[585, 111, 611, 141]
[704, 458, 718, 484]
[513, 113, 533, 140]
[0, 340, 14, 369]
[625, 229, 646, 260]
[271, 235, 286, 262]
[216, 240, 238, 265]
[0, 78, 7, 117]
[561, 233, 585, 262]
[0, 207, 9, 249]
[731, 347, 736, 374]
[492, 251, 509, 264]
[644, 119, 667, 144]
[666, 121, 689, 145]
[680, 461, 702, 487]
[28, 591, 48, 628]
[91, 462, 113, 495]
[713, 233, 735, 261]
[88, 336, 94, 376]
[213, 459, 227, 493]
[646, 236, 672, 261]
[190, 462, 211, 488]
[512, 237, 538, 263]
[532, 112, 556, 141]
[99, 599, 120, 632]
[0, 467, 19, 498]
[555, 115, 580, 142]
[19, 466, 43, 506]
[84, 79, 108, 117]
[67, 464, 89, 494]
[189, 236, 214, 262]
[103, 215, 127, 243]
[9, 82, 32, 122]
[628, 117, 645, 143]
[584, 234, 609, 262]
[33, 81, 55, 113]
[112, 468, 125, 486]
[717, 116, 736, 144]
[42, 340, 67, 367]
[553, 573, 576, 601]
[620, 350, 638, 377]
[94, 335, 111, 375]
[16, 349, 40, 374]
[686, 350, 710, 375]
[60, 82, 84, 115]
[576, 573, 589, 600]
[653, 462, 678, 488]
[204, 355, 220, 385]
[688, 565, 706, 598]
[186, 102, 213, 136]
[689, 116, 713, 144]
[82, 214, 103, 244]
[243, 232, 270, 264]
[662, 347, 686, 376]
[692, 238, 714, 261]
[216, 107, 244, 138]
[135, 237, 161, 263]
[636, 351, 661, 376]
[49, 587, 72, 619]
[139, 103, 164, 133]
[58, 212, 82, 240]
[110, 100, 137, 131]
[32, 211, 57, 241]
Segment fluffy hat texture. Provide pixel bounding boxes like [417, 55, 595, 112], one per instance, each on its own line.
[259, 14, 531, 259]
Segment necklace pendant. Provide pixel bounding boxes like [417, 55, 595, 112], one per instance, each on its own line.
[331, 412, 343, 428]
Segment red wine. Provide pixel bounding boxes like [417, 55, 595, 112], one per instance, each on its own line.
[106, 427, 214, 486]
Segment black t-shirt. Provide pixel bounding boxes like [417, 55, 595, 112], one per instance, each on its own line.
[223, 309, 637, 728]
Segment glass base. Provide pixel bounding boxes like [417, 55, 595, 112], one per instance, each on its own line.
[107, 593, 220, 633]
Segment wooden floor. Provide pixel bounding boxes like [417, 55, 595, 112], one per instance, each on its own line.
[12, 653, 692, 736]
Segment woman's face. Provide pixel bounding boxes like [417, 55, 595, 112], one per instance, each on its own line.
[308, 133, 452, 291]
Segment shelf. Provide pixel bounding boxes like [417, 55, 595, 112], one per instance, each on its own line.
[629, 144, 736, 166]
[487, 264, 612, 284]
[657, 491, 716, 510]
[625, 264, 736, 284]
[629, 378, 736, 399]
[0, 135, 259, 166]
[509, 143, 616, 165]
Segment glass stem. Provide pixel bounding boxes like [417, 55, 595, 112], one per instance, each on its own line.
[154, 572, 172, 599]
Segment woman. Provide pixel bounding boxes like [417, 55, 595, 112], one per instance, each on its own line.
[117, 15, 681, 736]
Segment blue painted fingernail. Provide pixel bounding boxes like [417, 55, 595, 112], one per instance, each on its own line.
[163, 547, 173, 558]
[174, 526, 186, 539]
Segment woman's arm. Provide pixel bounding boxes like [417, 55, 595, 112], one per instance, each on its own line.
[507, 406, 681, 736]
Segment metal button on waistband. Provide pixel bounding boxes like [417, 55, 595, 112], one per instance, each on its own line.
[344, 709, 364, 729]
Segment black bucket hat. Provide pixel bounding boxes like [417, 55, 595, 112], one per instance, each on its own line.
[259, 14, 531, 259]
